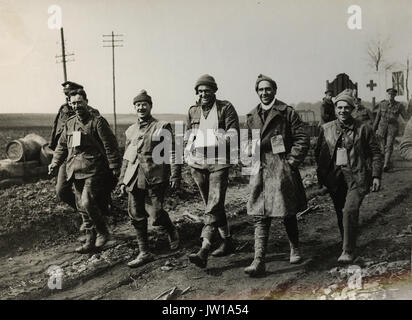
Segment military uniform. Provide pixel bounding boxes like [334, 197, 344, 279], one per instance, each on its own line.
[373, 99, 407, 169]
[51, 112, 121, 249]
[315, 89, 382, 262]
[50, 100, 101, 210]
[119, 116, 181, 246]
[186, 75, 240, 268]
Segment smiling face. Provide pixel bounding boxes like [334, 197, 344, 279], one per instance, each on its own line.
[335, 101, 354, 123]
[70, 94, 88, 119]
[134, 101, 152, 120]
[197, 85, 216, 106]
[257, 80, 276, 105]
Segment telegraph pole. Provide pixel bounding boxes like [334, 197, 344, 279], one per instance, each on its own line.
[103, 31, 123, 136]
[55, 27, 74, 82]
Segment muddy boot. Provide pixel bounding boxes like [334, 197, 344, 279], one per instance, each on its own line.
[128, 220, 153, 268]
[75, 229, 96, 254]
[244, 259, 265, 277]
[188, 247, 210, 269]
[289, 242, 302, 264]
[167, 227, 180, 251]
[338, 251, 354, 263]
[211, 236, 235, 257]
[244, 219, 269, 277]
[95, 218, 110, 249]
[128, 251, 154, 268]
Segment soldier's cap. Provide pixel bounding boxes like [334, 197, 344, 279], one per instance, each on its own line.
[61, 81, 84, 90]
[386, 88, 397, 94]
[133, 89, 152, 105]
[325, 89, 333, 95]
[333, 88, 355, 107]
[194, 74, 218, 93]
[255, 74, 277, 92]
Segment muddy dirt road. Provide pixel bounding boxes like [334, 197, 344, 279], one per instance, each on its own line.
[1, 155, 411, 300]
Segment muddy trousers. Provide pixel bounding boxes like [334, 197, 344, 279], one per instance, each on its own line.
[252, 216, 299, 262]
[329, 181, 364, 254]
[58, 163, 112, 222]
[73, 175, 108, 235]
[190, 167, 230, 248]
[128, 184, 176, 253]
[56, 163, 76, 210]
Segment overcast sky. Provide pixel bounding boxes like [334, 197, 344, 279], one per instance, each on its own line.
[1, 0, 412, 116]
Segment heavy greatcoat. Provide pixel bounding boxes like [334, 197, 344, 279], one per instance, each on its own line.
[246, 99, 310, 217]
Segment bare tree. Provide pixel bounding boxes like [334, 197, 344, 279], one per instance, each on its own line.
[367, 37, 392, 72]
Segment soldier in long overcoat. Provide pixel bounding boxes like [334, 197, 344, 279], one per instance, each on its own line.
[244, 74, 310, 277]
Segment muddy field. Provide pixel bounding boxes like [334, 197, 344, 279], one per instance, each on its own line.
[0, 148, 411, 300]
[0, 115, 411, 300]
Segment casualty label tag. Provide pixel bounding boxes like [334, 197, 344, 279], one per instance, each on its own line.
[72, 131, 81, 147]
[336, 147, 348, 166]
[271, 135, 286, 154]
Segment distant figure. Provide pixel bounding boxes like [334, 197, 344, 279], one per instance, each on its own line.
[352, 98, 374, 126]
[315, 89, 382, 263]
[244, 74, 310, 277]
[118, 90, 181, 268]
[49, 89, 121, 253]
[320, 89, 336, 124]
[373, 88, 408, 171]
[186, 74, 240, 269]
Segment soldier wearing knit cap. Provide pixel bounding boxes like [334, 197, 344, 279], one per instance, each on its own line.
[244, 74, 309, 277]
[315, 88, 382, 263]
[118, 90, 181, 268]
[186, 75, 240, 269]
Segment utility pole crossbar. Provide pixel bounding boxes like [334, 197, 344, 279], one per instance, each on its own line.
[102, 31, 124, 137]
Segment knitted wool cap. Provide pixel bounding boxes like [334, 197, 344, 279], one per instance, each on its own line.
[255, 74, 277, 92]
[133, 90, 152, 105]
[194, 74, 218, 92]
[333, 89, 355, 107]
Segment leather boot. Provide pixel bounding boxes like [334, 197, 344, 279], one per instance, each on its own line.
[128, 220, 154, 268]
[188, 247, 209, 268]
[95, 218, 110, 249]
[211, 236, 235, 257]
[244, 219, 269, 277]
[289, 242, 302, 264]
[75, 229, 96, 253]
[128, 251, 154, 268]
[338, 251, 354, 263]
[244, 259, 265, 277]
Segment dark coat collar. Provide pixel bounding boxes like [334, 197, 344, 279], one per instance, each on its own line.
[248, 99, 288, 134]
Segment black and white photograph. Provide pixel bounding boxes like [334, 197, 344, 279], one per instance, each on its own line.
[1, 0, 412, 304]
